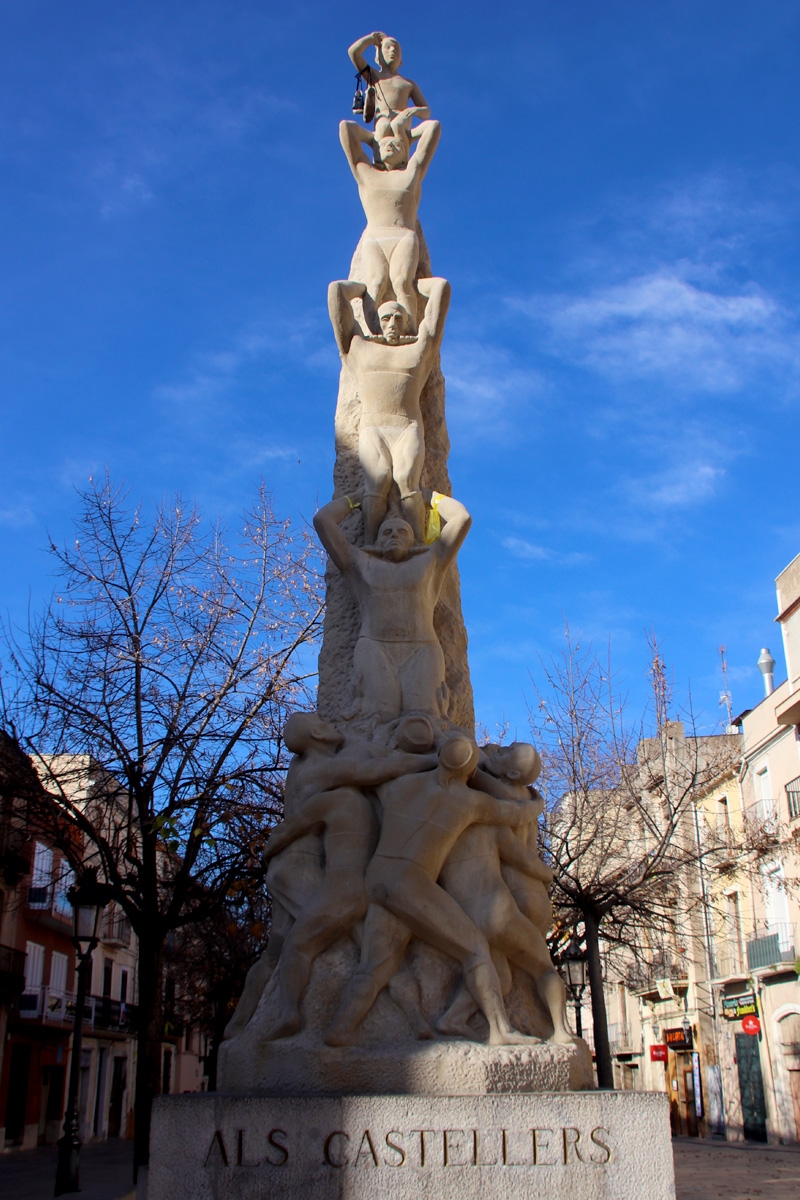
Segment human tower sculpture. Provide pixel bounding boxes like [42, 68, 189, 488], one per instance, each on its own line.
[220, 32, 575, 1086]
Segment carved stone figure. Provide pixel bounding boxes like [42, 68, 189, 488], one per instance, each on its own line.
[259, 732, 437, 1040]
[313, 489, 470, 725]
[224, 713, 434, 1039]
[339, 117, 440, 331]
[436, 744, 574, 1044]
[328, 276, 450, 543]
[348, 31, 430, 141]
[325, 735, 541, 1046]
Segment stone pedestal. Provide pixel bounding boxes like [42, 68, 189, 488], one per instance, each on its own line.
[149, 1090, 676, 1200]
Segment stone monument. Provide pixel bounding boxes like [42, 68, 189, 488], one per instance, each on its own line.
[148, 30, 676, 1200]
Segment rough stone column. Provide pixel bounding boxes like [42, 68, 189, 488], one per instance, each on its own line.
[316, 223, 474, 733]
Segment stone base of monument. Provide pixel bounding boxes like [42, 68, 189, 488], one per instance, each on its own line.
[148, 1090, 675, 1199]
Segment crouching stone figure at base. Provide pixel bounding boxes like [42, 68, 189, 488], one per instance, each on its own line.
[325, 735, 541, 1047]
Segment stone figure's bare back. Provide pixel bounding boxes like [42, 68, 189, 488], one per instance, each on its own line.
[375, 773, 504, 880]
[348, 336, 434, 419]
[349, 550, 442, 643]
[356, 162, 423, 230]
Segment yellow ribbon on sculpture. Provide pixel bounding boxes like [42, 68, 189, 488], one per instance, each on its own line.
[425, 493, 442, 544]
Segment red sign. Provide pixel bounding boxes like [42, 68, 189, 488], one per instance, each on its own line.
[650, 1044, 668, 1062]
[742, 1015, 761, 1036]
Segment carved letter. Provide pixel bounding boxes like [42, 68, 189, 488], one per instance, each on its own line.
[355, 1130, 380, 1167]
[236, 1129, 258, 1167]
[532, 1128, 556, 1166]
[266, 1129, 289, 1166]
[411, 1129, 435, 1167]
[472, 1129, 498, 1167]
[562, 1127, 585, 1164]
[324, 1131, 350, 1168]
[443, 1129, 468, 1167]
[590, 1127, 612, 1164]
[204, 1130, 229, 1167]
[385, 1132, 406, 1167]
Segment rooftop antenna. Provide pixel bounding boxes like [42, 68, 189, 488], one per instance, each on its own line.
[719, 645, 734, 728]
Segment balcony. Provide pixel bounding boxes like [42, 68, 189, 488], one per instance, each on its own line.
[787, 776, 800, 822]
[15, 987, 137, 1032]
[102, 909, 133, 948]
[746, 922, 796, 971]
[626, 956, 689, 999]
[743, 798, 781, 844]
[25, 883, 73, 929]
[0, 944, 26, 1005]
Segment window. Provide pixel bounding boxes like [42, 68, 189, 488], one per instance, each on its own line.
[119, 969, 128, 1005]
[28, 843, 53, 908]
[52, 861, 74, 918]
[103, 958, 113, 999]
[50, 951, 68, 996]
[24, 941, 45, 990]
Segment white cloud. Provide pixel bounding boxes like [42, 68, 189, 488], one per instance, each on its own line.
[442, 340, 546, 426]
[631, 459, 725, 510]
[502, 537, 589, 566]
[513, 270, 794, 393]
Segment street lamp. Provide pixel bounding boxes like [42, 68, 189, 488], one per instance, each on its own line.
[55, 869, 113, 1197]
[561, 938, 588, 1038]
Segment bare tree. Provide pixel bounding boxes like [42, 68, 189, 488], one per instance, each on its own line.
[1, 476, 323, 1179]
[531, 627, 740, 1087]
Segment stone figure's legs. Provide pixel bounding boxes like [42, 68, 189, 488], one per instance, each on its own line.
[391, 420, 425, 542]
[263, 789, 376, 1041]
[369, 859, 533, 1046]
[397, 642, 448, 716]
[325, 903, 412, 1045]
[498, 911, 573, 1044]
[387, 231, 419, 333]
[360, 236, 391, 330]
[358, 425, 393, 545]
[436, 948, 512, 1038]
[353, 636, 403, 721]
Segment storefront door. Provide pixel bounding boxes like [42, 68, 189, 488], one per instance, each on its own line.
[735, 1033, 767, 1142]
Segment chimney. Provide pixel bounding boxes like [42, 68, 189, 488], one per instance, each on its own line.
[757, 648, 776, 697]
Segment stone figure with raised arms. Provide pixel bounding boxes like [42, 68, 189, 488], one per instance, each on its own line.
[313, 487, 470, 725]
[348, 31, 430, 141]
[325, 735, 541, 1046]
[329, 275, 450, 544]
[339, 115, 440, 332]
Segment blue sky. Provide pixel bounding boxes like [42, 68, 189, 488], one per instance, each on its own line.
[2, 1, 799, 739]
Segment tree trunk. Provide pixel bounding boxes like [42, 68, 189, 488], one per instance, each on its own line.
[584, 910, 614, 1089]
[133, 932, 164, 1182]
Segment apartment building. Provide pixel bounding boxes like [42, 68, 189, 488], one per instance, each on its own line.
[577, 554, 800, 1143]
[0, 756, 210, 1150]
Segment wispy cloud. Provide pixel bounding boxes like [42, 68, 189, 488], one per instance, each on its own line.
[0, 504, 36, 530]
[513, 270, 794, 393]
[154, 314, 327, 409]
[442, 340, 546, 427]
[502, 537, 590, 566]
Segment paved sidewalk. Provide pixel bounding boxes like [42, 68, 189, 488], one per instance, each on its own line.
[2, 1134, 800, 1198]
[673, 1136, 800, 1199]
[0, 1139, 134, 1200]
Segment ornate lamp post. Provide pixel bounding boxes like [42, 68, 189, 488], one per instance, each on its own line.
[562, 938, 588, 1039]
[55, 869, 112, 1197]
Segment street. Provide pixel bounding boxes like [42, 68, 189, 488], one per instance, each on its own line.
[1, 1136, 799, 1199]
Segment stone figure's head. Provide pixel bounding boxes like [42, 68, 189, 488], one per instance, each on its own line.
[283, 712, 343, 754]
[438, 735, 480, 781]
[378, 301, 410, 344]
[485, 741, 542, 785]
[393, 713, 435, 754]
[375, 135, 409, 170]
[376, 36, 402, 71]
[377, 516, 414, 562]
